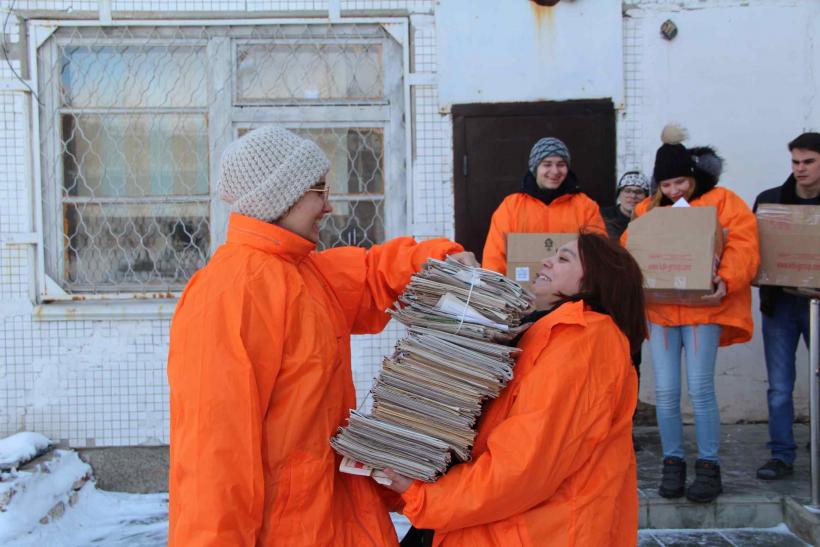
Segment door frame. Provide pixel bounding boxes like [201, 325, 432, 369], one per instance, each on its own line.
[452, 99, 616, 252]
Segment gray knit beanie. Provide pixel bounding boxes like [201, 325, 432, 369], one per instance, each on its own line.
[217, 126, 330, 222]
[528, 137, 571, 174]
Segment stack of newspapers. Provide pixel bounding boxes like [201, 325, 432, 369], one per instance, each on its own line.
[331, 257, 533, 482]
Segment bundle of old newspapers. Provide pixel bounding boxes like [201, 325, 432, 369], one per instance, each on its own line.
[331, 257, 533, 483]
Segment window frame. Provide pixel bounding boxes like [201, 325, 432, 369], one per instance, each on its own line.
[29, 18, 411, 310]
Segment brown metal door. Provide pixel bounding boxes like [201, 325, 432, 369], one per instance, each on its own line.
[452, 99, 615, 261]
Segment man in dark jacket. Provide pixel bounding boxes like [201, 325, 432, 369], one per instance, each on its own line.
[753, 132, 820, 480]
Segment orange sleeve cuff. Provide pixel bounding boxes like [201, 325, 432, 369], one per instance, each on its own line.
[400, 480, 426, 520]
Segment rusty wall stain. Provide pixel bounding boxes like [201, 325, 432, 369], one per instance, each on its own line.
[530, 2, 556, 53]
[530, 1, 556, 33]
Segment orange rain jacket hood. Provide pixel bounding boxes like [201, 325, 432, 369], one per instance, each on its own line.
[400, 301, 639, 547]
[482, 192, 605, 275]
[168, 213, 463, 546]
[624, 187, 760, 346]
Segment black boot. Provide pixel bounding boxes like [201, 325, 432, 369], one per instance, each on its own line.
[658, 456, 686, 498]
[686, 459, 722, 503]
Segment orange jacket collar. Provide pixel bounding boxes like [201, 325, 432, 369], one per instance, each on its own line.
[522, 191, 574, 207]
[227, 212, 316, 262]
[526, 300, 589, 347]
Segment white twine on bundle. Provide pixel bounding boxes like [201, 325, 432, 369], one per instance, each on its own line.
[454, 268, 481, 335]
[357, 388, 373, 412]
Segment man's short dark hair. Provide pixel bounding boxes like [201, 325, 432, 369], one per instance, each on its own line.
[788, 132, 820, 154]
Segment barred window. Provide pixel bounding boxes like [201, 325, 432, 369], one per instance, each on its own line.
[37, 24, 405, 298]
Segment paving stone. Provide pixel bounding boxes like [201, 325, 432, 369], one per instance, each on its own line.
[637, 532, 663, 546]
[634, 424, 810, 501]
[722, 529, 809, 546]
[650, 529, 733, 546]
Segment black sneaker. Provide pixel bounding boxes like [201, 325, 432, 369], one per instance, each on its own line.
[756, 459, 794, 480]
[658, 456, 686, 498]
[686, 459, 722, 503]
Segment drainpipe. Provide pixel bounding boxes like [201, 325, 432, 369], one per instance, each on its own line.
[811, 297, 820, 507]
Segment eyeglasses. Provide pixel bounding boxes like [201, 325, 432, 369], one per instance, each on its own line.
[621, 188, 647, 197]
[307, 184, 331, 203]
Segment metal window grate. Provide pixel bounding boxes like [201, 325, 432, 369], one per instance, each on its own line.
[37, 23, 402, 297]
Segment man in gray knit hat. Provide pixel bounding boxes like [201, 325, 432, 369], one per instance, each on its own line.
[528, 137, 572, 189]
[168, 125, 475, 545]
[482, 135, 605, 274]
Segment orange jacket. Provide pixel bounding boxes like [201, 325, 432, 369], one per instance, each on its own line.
[482, 193, 605, 274]
[625, 187, 759, 346]
[167, 213, 463, 547]
[400, 301, 638, 547]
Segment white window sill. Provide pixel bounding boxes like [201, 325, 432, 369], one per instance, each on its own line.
[33, 299, 178, 321]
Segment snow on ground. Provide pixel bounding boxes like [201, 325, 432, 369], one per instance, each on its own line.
[0, 432, 52, 470]
[5, 485, 168, 547]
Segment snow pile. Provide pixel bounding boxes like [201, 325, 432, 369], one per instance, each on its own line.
[0, 449, 92, 543]
[0, 433, 52, 471]
[4, 487, 168, 547]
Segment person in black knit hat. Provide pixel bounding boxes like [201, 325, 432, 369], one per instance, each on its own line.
[624, 124, 760, 504]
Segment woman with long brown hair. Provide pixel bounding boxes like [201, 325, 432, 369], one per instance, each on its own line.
[384, 231, 646, 547]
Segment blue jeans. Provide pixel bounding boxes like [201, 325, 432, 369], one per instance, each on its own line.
[649, 323, 722, 463]
[762, 292, 812, 465]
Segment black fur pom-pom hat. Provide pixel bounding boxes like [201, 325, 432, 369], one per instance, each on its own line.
[652, 124, 723, 199]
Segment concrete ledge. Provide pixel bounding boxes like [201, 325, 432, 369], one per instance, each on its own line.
[635, 424, 810, 533]
[784, 496, 820, 546]
[77, 446, 168, 493]
[640, 492, 783, 530]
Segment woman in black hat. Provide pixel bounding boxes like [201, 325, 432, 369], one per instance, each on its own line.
[624, 124, 759, 504]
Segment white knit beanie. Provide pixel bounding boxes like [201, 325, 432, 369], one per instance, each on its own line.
[217, 126, 330, 222]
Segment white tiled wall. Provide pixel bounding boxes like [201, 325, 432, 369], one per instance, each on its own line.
[0, 0, 452, 447]
[341, 0, 432, 12]
[112, 0, 247, 10]
[3, 0, 796, 445]
[617, 9, 645, 178]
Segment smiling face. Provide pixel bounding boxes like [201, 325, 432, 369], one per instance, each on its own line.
[658, 176, 694, 203]
[532, 239, 584, 310]
[791, 148, 820, 198]
[535, 156, 569, 190]
[618, 185, 648, 215]
[273, 177, 332, 243]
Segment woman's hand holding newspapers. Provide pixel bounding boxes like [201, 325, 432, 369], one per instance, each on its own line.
[382, 468, 413, 494]
[447, 251, 480, 268]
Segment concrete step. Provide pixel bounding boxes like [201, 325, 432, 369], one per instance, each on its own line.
[635, 423, 819, 543]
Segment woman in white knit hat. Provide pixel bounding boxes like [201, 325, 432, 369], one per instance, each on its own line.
[167, 126, 475, 546]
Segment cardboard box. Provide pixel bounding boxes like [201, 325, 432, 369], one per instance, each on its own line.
[754, 204, 820, 288]
[505, 233, 577, 290]
[626, 206, 724, 304]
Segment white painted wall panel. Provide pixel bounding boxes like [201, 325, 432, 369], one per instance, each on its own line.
[1, 0, 818, 446]
[628, 0, 820, 423]
[435, 0, 623, 108]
